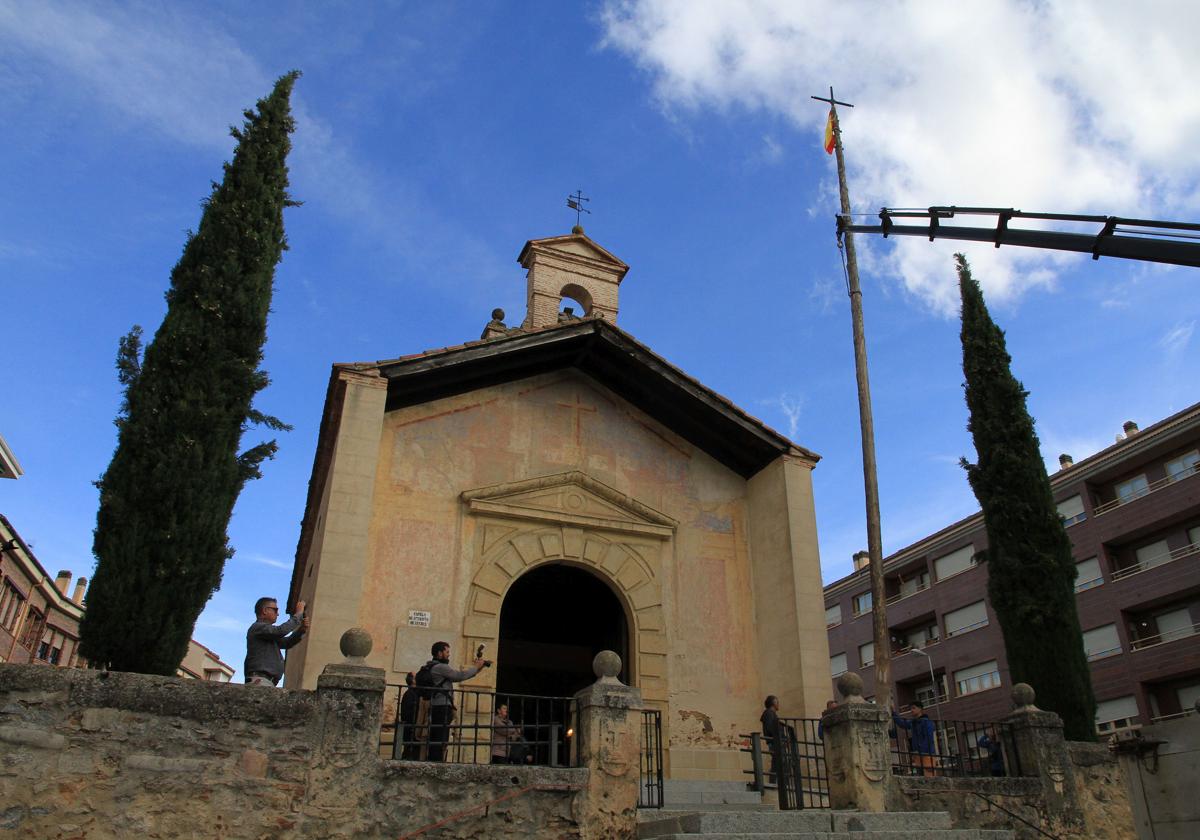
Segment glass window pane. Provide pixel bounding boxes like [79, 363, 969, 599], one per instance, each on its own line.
[830, 653, 848, 676]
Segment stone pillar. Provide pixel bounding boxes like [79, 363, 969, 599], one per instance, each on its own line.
[573, 651, 643, 840]
[822, 673, 891, 812]
[305, 629, 387, 829]
[1003, 683, 1078, 813]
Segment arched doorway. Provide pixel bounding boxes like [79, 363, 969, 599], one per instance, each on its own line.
[496, 562, 629, 700]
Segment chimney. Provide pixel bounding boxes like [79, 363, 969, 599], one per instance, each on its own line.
[853, 550, 870, 571]
[1123, 420, 1139, 436]
[1058, 453, 1074, 470]
[72, 577, 88, 605]
[55, 570, 72, 595]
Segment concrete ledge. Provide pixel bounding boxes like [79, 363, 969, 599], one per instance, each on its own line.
[893, 776, 1042, 797]
[381, 760, 587, 788]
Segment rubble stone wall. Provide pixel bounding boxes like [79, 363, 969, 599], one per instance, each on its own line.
[0, 663, 588, 839]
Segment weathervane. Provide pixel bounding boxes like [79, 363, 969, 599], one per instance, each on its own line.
[566, 190, 591, 233]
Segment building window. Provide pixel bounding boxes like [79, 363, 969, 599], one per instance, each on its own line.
[1134, 539, 1171, 573]
[36, 641, 50, 661]
[933, 545, 975, 582]
[859, 641, 875, 668]
[0, 581, 26, 631]
[1166, 450, 1199, 481]
[825, 603, 842, 628]
[1095, 695, 1139, 734]
[915, 675, 949, 707]
[891, 569, 930, 602]
[954, 660, 1001, 697]
[1074, 557, 1103, 592]
[830, 653, 848, 677]
[1116, 475, 1150, 504]
[18, 608, 43, 649]
[1082, 623, 1122, 661]
[1056, 495, 1087, 527]
[852, 591, 873, 616]
[897, 623, 939, 652]
[944, 600, 989, 638]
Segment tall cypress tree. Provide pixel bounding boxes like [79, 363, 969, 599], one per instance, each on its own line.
[957, 254, 1096, 740]
[80, 72, 300, 675]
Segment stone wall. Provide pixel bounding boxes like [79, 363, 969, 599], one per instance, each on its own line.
[0, 661, 598, 839]
[1114, 712, 1200, 840]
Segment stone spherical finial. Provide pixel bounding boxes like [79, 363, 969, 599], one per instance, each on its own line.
[571, 224, 585, 235]
[339, 627, 373, 662]
[1011, 682, 1036, 709]
[491, 308, 505, 321]
[593, 650, 622, 682]
[836, 671, 865, 702]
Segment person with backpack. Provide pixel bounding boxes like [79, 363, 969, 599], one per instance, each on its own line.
[418, 641, 488, 761]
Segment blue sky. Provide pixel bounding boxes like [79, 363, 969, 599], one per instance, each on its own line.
[2, 1, 1197, 676]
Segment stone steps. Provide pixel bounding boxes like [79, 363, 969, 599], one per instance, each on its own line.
[638, 810, 1014, 840]
[661, 779, 768, 807]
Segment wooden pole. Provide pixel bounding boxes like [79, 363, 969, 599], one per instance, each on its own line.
[815, 88, 892, 710]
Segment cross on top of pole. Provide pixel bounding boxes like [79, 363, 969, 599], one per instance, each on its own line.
[566, 190, 591, 232]
[810, 86, 853, 110]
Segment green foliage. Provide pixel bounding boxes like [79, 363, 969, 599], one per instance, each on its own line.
[80, 73, 301, 675]
[956, 254, 1096, 741]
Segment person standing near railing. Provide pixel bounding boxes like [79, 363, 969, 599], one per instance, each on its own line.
[761, 695, 781, 784]
[891, 702, 937, 776]
[420, 641, 487, 761]
[398, 671, 420, 760]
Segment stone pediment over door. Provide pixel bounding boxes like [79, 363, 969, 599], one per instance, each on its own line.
[460, 471, 676, 540]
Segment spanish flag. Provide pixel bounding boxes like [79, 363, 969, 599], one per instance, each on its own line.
[823, 108, 836, 154]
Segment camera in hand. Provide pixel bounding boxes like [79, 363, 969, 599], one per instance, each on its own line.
[482, 659, 493, 668]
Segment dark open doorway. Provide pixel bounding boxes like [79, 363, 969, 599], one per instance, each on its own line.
[496, 562, 629, 700]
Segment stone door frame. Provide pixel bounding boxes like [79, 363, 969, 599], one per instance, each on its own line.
[459, 471, 673, 707]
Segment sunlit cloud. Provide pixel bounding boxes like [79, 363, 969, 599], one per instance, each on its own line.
[600, 0, 1200, 313]
[1158, 320, 1194, 357]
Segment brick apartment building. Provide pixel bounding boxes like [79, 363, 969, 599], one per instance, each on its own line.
[824, 402, 1200, 734]
[1, 512, 234, 681]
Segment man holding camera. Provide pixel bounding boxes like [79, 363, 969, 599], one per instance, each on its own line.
[424, 641, 489, 761]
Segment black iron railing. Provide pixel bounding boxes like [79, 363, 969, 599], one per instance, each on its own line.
[889, 716, 1021, 778]
[741, 718, 829, 810]
[384, 683, 578, 767]
[638, 709, 665, 808]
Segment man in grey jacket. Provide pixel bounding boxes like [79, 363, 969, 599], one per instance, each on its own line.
[244, 597, 308, 686]
[424, 641, 487, 760]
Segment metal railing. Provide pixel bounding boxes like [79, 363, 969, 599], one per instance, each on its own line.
[1093, 462, 1197, 516]
[890, 717, 1021, 778]
[638, 709, 665, 809]
[1129, 621, 1200, 651]
[384, 684, 578, 767]
[742, 718, 829, 810]
[1111, 541, 1199, 582]
[886, 580, 930, 605]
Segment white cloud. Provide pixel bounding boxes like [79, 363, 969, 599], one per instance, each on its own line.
[762, 392, 804, 439]
[0, 1, 266, 150]
[1159, 320, 1194, 357]
[242, 552, 292, 571]
[600, 0, 1200, 312]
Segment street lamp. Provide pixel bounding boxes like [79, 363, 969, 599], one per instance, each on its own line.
[910, 646, 944, 752]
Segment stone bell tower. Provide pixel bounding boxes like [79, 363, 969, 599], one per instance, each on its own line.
[517, 229, 630, 330]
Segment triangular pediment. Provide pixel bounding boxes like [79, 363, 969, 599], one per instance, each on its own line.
[461, 471, 675, 538]
[518, 234, 629, 276]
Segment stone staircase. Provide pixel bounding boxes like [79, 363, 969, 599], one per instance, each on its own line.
[639, 781, 1015, 840]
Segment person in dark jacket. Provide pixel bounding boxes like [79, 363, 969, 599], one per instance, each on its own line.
[891, 702, 937, 775]
[760, 695, 781, 784]
[424, 641, 487, 761]
[398, 672, 420, 760]
[976, 733, 1005, 777]
[244, 597, 307, 686]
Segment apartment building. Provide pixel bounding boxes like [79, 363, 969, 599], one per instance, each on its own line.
[1, 513, 233, 681]
[824, 402, 1200, 733]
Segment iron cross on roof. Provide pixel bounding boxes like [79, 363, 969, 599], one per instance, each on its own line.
[567, 190, 591, 232]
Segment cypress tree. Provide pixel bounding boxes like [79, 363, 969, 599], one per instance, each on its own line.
[80, 72, 300, 675]
[956, 253, 1096, 741]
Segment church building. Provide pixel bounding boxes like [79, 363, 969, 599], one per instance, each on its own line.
[285, 230, 831, 780]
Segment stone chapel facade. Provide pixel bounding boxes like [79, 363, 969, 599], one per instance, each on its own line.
[285, 232, 831, 780]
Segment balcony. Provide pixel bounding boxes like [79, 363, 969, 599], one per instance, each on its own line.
[1111, 539, 1199, 582]
[1094, 461, 1197, 516]
[886, 579, 931, 606]
[1130, 621, 1200, 652]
